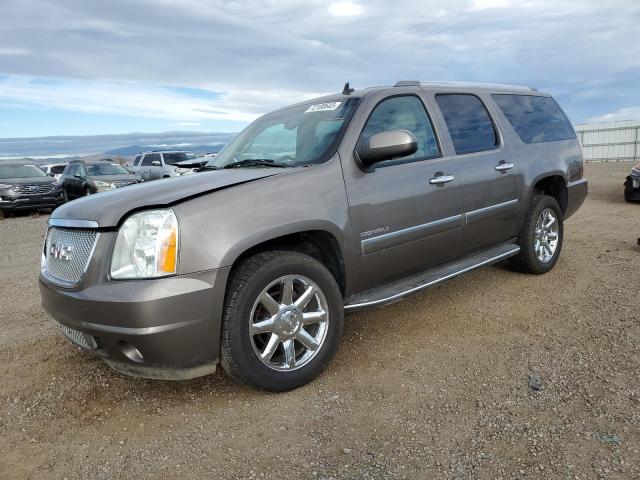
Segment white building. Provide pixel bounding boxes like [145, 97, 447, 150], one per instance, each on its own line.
[574, 120, 640, 162]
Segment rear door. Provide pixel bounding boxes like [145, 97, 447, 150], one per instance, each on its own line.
[432, 93, 519, 254]
[342, 92, 463, 289]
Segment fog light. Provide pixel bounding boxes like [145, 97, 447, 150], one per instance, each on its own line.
[120, 343, 144, 363]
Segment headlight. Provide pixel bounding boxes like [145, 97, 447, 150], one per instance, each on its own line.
[110, 209, 179, 279]
[94, 180, 114, 189]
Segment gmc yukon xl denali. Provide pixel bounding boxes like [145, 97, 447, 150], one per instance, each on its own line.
[40, 81, 588, 391]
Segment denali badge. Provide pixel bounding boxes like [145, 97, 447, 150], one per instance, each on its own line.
[49, 244, 74, 261]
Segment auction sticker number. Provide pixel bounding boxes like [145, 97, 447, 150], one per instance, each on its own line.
[305, 102, 342, 113]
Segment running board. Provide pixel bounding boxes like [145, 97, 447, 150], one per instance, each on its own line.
[344, 242, 520, 311]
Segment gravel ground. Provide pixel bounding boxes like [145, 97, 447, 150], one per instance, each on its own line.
[1, 161, 639, 480]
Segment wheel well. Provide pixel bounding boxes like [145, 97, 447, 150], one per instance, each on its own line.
[231, 231, 346, 296]
[533, 176, 568, 214]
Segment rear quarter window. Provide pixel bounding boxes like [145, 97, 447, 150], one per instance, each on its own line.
[491, 94, 576, 144]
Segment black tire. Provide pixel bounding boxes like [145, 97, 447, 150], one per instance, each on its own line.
[221, 251, 343, 391]
[624, 179, 634, 202]
[85, 187, 92, 197]
[62, 189, 69, 202]
[510, 194, 563, 274]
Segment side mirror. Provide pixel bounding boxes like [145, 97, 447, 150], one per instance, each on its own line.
[358, 130, 418, 167]
[48, 172, 55, 177]
[151, 160, 161, 167]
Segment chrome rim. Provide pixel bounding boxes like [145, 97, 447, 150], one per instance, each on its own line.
[249, 275, 329, 371]
[534, 208, 559, 263]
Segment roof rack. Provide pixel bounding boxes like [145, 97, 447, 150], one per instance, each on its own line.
[394, 80, 420, 87]
[419, 81, 536, 91]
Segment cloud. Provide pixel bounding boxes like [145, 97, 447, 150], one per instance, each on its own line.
[588, 106, 640, 123]
[171, 122, 201, 127]
[0, 0, 638, 125]
[0, 75, 322, 123]
[328, 2, 364, 17]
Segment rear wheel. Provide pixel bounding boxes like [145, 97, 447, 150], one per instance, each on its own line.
[510, 194, 563, 274]
[221, 251, 343, 391]
[624, 178, 634, 202]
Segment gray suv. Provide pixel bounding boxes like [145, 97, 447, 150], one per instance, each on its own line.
[39, 81, 588, 391]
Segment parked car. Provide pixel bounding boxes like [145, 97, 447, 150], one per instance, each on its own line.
[624, 162, 640, 202]
[128, 151, 195, 180]
[0, 162, 64, 218]
[59, 160, 142, 200]
[40, 81, 587, 391]
[40, 163, 68, 180]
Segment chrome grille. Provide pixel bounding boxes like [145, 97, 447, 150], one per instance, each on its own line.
[12, 183, 55, 195]
[60, 324, 97, 350]
[45, 227, 99, 285]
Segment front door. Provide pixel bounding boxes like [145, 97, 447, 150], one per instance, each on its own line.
[342, 93, 463, 290]
[433, 93, 519, 254]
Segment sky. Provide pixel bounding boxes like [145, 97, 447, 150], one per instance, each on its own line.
[0, 0, 639, 139]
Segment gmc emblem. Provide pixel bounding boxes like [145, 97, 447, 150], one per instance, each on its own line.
[50, 244, 74, 261]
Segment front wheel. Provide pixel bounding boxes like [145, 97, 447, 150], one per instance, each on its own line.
[221, 251, 344, 391]
[85, 187, 92, 197]
[510, 194, 563, 274]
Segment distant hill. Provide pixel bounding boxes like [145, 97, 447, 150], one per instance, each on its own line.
[105, 144, 226, 157]
[0, 131, 236, 160]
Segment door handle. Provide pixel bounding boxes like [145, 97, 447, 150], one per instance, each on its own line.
[495, 161, 514, 172]
[429, 172, 455, 185]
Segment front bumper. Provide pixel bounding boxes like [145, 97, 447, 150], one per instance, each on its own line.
[40, 268, 230, 380]
[0, 191, 64, 211]
[565, 178, 588, 219]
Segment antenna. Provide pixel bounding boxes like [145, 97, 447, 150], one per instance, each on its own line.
[342, 82, 355, 95]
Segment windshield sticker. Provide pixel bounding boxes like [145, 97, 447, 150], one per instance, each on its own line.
[305, 102, 342, 113]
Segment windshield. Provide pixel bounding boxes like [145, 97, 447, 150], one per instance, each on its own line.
[0, 164, 48, 179]
[86, 163, 130, 176]
[206, 97, 360, 168]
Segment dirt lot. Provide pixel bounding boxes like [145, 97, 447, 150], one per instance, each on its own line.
[1, 161, 639, 479]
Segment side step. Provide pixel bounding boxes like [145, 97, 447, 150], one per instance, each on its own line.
[343, 242, 520, 311]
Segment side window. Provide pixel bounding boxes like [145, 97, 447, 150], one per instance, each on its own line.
[435, 94, 498, 154]
[358, 96, 440, 165]
[141, 153, 161, 166]
[134, 155, 142, 166]
[491, 94, 576, 144]
[66, 165, 78, 177]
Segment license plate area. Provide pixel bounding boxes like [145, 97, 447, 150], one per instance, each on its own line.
[60, 324, 98, 350]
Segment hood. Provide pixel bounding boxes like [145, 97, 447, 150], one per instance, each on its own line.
[52, 167, 298, 227]
[88, 174, 141, 183]
[0, 176, 56, 186]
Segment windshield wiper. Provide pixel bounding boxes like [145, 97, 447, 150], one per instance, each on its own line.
[198, 165, 221, 171]
[222, 159, 287, 169]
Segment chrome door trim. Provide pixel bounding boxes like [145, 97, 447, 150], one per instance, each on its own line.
[464, 199, 519, 225]
[361, 214, 463, 255]
[48, 219, 100, 229]
[345, 244, 521, 310]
